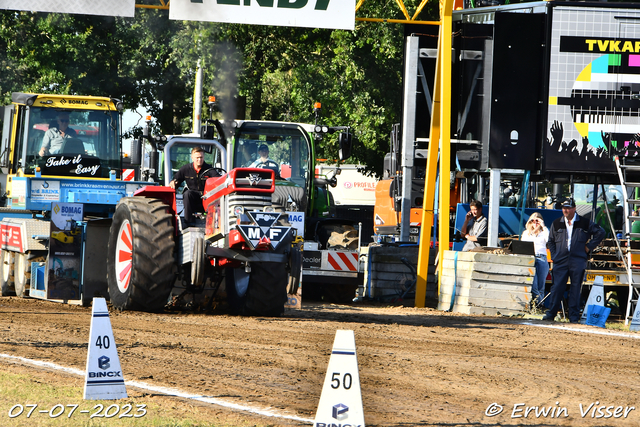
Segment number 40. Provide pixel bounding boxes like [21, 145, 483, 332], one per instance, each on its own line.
[331, 372, 352, 389]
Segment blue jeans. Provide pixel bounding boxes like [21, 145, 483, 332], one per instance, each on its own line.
[533, 255, 549, 305]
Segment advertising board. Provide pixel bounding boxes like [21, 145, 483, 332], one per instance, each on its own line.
[1, 0, 135, 17]
[169, 0, 355, 30]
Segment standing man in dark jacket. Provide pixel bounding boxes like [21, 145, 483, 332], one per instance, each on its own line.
[544, 198, 605, 323]
[169, 147, 220, 225]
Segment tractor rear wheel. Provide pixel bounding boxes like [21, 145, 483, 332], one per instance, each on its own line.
[107, 197, 176, 312]
[0, 250, 14, 296]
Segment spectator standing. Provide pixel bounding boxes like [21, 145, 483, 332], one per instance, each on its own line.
[521, 212, 549, 308]
[544, 198, 605, 323]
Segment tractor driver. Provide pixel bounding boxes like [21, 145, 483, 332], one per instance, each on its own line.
[39, 111, 77, 156]
[249, 144, 276, 168]
[169, 147, 221, 225]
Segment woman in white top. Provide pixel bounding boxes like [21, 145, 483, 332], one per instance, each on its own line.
[521, 212, 549, 308]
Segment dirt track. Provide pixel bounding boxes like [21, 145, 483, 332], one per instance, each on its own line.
[1, 296, 640, 426]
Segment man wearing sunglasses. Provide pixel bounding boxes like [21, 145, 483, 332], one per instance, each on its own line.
[39, 111, 77, 156]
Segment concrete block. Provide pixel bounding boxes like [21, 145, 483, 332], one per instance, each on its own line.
[442, 259, 535, 276]
[441, 268, 533, 284]
[443, 250, 535, 267]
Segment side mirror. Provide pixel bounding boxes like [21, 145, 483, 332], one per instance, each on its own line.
[338, 132, 352, 161]
[130, 136, 142, 166]
[1, 105, 14, 169]
[201, 125, 215, 140]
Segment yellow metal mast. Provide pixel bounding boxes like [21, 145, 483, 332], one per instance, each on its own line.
[415, 0, 453, 307]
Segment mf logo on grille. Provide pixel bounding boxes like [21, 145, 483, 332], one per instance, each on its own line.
[248, 173, 262, 186]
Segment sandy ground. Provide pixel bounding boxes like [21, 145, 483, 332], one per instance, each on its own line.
[1, 296, 640, 426]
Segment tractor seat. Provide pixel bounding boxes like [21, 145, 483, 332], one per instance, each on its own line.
[60, 137, 85, 154]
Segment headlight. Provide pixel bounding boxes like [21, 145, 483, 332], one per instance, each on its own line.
[233, 206, 244, 216]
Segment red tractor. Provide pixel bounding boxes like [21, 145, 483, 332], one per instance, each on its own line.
[106, 121, 300, 315]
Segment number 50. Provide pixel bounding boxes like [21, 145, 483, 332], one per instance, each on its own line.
[331, 372, 353, 390]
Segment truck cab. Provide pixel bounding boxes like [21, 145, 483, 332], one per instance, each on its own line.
[1, 92, 128, 216]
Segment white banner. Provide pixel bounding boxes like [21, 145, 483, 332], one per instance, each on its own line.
[169, 0, 355, 31]
[0, 0, 135, 17]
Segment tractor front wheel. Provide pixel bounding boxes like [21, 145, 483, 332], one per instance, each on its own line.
[107, 197, 176, 312]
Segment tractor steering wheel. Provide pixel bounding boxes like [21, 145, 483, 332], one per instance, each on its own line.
[201, 167, 226, 179]
[257, 160, 280, 178]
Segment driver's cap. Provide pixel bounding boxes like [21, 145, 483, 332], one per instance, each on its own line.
[258, 144, 268, 151]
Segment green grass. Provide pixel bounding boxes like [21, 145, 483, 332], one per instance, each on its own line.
[0, 370, 252, 427]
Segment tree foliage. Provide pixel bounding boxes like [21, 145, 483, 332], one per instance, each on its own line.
[0, 1, 439, 176]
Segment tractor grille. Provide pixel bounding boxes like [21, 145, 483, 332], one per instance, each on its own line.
[233, 169, 273, 190]
[228, 193, 273, 227]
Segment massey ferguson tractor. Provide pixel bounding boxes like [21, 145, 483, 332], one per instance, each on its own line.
[120, 103, 358, 312]
[104, 111, 303, 315]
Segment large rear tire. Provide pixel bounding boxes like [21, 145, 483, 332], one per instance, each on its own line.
[107, 197, 176, 312]
[0, 250, 14, 296]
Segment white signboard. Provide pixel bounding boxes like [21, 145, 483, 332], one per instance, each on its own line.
[0, 0, 135, 17]
[30, 180, 61, 203]
[317, 164, 378, 206]
[169, 0, 356, 31]
[286, 211, 305, 238]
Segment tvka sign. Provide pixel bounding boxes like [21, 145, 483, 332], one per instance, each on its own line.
[169, 0, 355, 30]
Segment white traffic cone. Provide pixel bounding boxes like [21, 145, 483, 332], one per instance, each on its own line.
[313, 330, 365, 427]
[580, 276, 605, 324]
[83, 297, 127, 400]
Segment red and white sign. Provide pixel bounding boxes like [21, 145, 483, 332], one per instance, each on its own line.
[122, 169, 135, 181]
[0, 223, 23, 252]
[327, 251, 358, 272]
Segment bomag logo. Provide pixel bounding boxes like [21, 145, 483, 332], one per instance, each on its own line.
[68, 99, 89, 105]
[200, 0, 330, 10]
